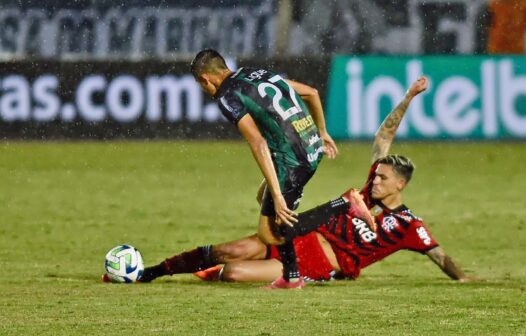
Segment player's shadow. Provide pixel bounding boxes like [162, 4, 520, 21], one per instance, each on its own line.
[49, 273, 507, 289]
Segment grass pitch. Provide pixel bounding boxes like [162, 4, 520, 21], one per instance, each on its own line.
[0, 141, 525, 335]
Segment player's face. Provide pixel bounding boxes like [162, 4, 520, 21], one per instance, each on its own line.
[195, 74, 217, 97]
[371, 164, 405, 200]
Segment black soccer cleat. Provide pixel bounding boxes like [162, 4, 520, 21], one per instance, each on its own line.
[137, 264, 167, 283]
[137, 268, 156, 283]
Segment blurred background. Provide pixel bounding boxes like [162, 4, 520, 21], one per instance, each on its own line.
[0, 0, 524, 140]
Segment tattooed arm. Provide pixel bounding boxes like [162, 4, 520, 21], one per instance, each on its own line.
[371, 76, 429, 163]
[426, 246, 472, 282]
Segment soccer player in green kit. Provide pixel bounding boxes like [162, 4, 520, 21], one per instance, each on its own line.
[189, 49, 339, 288]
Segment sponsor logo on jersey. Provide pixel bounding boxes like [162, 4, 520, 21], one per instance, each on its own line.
[246, 69, 267, 81]
[292, 193, 303, 210]
[308, 134, 321, 146]
[381, 216, 398, 232]
[307, 146, 324, 163]
[291, 115, 315, 133]
[352, 217, 377, 243]
[416, 227, 432, 245]
[219, 96, 242, 120]
[220, 97, 235, 113]
[397, 214, 414, 223]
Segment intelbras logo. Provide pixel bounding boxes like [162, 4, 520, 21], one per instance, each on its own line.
[328, 57, 526, 139]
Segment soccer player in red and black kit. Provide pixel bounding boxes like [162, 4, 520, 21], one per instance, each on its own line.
[134, 76, 471, 285]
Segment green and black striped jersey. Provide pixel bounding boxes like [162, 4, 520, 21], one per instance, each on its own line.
[216, 67, 324, 170]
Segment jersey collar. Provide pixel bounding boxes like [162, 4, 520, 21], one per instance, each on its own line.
[213, 68, 243, 100]
[374, 200, 408, 214]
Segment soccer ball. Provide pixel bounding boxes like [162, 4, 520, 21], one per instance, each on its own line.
[104, 244, 144, 283]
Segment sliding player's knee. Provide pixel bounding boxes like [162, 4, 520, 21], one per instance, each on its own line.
[215, 243, 249, 262]
[221, 263, 245, 282]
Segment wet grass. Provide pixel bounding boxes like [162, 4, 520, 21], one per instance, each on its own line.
[0, 141, 525, 335]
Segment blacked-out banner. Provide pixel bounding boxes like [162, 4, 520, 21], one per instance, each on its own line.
[0, 1, 276, 58]
[0, 59, 330, 139]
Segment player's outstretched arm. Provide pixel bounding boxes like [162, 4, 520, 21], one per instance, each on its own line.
[371, 76, 428, 163]
[426, 246, 472, 282]
[286, 79, 339, 159]
[237, 114, 298, 226]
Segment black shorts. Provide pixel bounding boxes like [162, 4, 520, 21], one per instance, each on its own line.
[260, 165, 316, 217]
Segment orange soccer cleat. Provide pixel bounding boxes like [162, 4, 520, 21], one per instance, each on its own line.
[263, 276, 305, 289]
[193, 265, 223, 281]
[343, 189, 377, 231]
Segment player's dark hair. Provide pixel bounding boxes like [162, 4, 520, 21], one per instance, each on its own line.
[378, 154, 415, 183]
[190, 49, 229, 78]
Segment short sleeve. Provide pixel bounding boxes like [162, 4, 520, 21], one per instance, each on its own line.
[217, 90, 248, 124]
[402, 220, 439, 254]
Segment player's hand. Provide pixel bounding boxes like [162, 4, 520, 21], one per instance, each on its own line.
[273, 194, 298, 227]
[321, 132, 339, 159]
[407, 76, 428, 97]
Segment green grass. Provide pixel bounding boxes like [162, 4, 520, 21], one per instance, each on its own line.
[0, 141, 525, 335]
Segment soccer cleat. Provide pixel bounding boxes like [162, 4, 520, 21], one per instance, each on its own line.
[343, 189, 377, 231]
[193, 265, 223, 281]
[263, 276, 305, 289]
[136, 267, 156, 283]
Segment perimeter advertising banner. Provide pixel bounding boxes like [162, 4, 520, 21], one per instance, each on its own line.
[326, 56, 526, 139]
[0, 59, 330, 139]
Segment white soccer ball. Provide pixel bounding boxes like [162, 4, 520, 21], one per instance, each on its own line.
[104, 244, 144, 283]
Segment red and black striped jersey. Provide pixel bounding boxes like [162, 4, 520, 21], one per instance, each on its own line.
[316, 161, 439, 279]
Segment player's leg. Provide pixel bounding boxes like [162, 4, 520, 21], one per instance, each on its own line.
[138, 234, 267, 283]
[258, 188, 302, 284]
[256, 179, 267, 205]
[211, 234, 268, 262]
[258, 196, 353, 243]
[224, 234, 337, 289]
[222, 233, 340, 284]
[222, 259, 283, 282]
[257, 165, 318, 286]
[257, 214, 284, 245]
[194, 234, 268, 281]
[257, 168, 347, 287]
[277, 197, 350, 240]
[341, 188, 376, 231]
